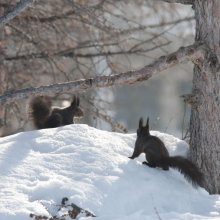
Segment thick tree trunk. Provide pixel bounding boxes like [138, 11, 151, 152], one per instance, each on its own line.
[0, 6, 6, 137]
[190, 0, 220, 194]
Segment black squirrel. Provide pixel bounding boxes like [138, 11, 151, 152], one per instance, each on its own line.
[27, 95, 84, 129]
[128, 117, 204, 188]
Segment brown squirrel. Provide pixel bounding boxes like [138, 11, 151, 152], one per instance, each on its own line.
[128, 117, 204, 188]
[27, 95, 84, 129]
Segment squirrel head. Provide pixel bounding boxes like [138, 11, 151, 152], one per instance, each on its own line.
[70, 95, 84, 118]
[137, 117, 150, 136]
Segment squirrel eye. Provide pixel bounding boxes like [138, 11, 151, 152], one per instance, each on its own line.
[76, 109, 78, 112]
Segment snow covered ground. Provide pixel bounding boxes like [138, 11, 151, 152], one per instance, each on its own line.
[1, 124, 220, 220]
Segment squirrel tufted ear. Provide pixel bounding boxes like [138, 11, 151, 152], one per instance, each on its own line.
[76, 96, 80, 107]
[146, 117, 149, 129]
[139, 117, 143, 129]
[71, 95, 77, 107]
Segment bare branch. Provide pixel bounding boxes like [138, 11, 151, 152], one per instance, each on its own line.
[0, 42, 206, 106]
[5, 41, 172, 61]
[149, 16, 194, 28]
[26, 10, 76, 23]
[156, 0, 194, 5]
[6, 24, 40, 48]
[0, 0, 36, 28]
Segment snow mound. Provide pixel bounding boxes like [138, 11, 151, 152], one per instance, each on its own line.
[0, 124, 220, 220]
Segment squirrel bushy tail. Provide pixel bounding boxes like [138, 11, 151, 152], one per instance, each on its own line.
[28, 96, 52, 129]
[28, 95, 84, 129]
[129, 117, 204, 189]
[163, 156, 204, 188]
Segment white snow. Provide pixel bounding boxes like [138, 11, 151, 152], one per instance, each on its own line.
[0, 124, 220, 220]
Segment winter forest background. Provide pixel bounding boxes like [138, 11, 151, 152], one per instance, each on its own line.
[2, 1, 220, 218]
[1, 1, 195, 138]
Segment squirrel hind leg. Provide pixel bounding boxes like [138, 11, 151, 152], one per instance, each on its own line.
[142, 161, 156, 168]
[45, 113, 62, 128]
[142, 161, 169, 170]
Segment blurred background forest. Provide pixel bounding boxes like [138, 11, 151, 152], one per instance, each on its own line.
[0, 0, 195, 139]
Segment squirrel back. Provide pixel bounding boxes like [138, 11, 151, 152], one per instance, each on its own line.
[129, 117, 204, 188]
[27, 95, 84, 129]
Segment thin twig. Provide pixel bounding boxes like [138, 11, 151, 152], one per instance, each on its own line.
[29, 196, 54, 218]
[151, 117, 161, 130]
[164, 112, 176, 133]
[182, 102, 186, 139]
[151, 195, 162, 220]
[158, 0, 193, 5]
[183, 127, 189, 141]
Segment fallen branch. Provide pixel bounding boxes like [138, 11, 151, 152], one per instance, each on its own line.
[0, 42, 207, 106]
[68, 203, 96, 219]
[29, 197, 96, 220]
[0, 0, 36, 28]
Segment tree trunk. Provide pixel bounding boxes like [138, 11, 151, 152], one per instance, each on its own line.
[190, 0, 220, 194]
[0, 5, 6, 137]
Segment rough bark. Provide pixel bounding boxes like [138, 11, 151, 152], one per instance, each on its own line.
[0, 6, 7, 137]
[0, 0, 36, 28]
[189, 0, 220, 194]
[0, 43, 206, 106]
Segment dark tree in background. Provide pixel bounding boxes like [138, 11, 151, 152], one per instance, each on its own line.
[1, 0, 220, 194]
